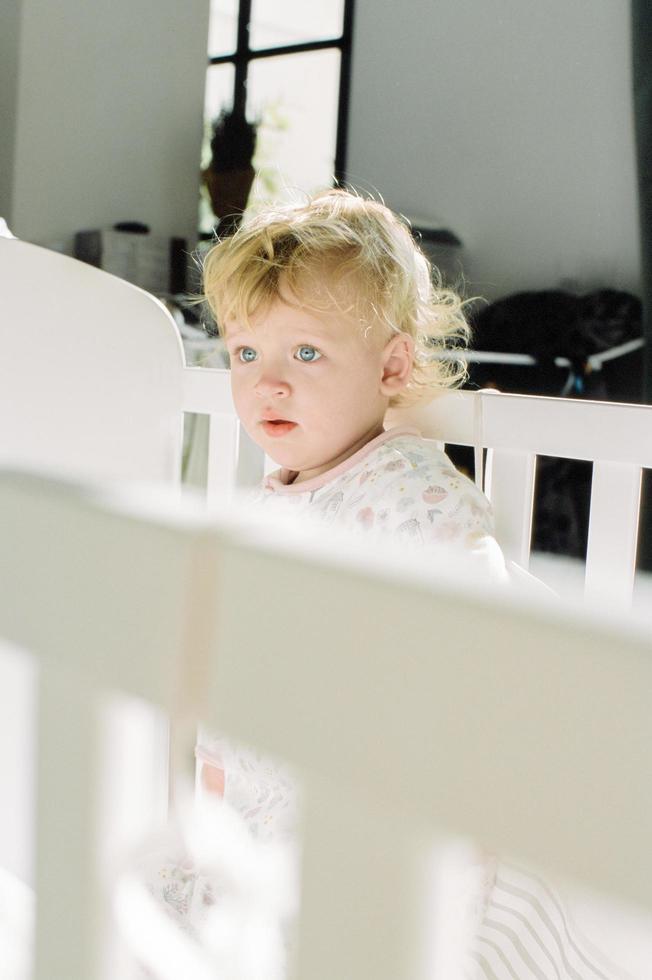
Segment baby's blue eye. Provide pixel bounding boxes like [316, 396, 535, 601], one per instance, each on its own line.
[238, 347, 258, 363]
[295, 346, 322, 363]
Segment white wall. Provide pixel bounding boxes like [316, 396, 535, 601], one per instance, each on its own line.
[348, 0, 641, 301]
[2, 0, 211, 253]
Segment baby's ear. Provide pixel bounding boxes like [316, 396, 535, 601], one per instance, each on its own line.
[380, 333, 414, 393]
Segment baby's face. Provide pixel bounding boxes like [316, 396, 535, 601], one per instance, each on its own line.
[224, 291, 409, 483]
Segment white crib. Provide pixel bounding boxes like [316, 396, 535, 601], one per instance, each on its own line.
[1, 238, 652, 978]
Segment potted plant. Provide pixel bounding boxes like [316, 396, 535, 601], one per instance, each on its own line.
[202, 109, 258, 236]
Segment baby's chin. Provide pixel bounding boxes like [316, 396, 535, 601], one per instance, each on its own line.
[247, 426, 354, 478]
[261, 445, 333, 479]
[265, 450, 314, 472]
[253, 441, 303, 470]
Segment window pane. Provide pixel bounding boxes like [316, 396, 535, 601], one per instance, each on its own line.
[200, 63, 236, 234]
[207, 0, 239, 58]
[203, 63, 236, 158]
[249, 0, 344, 50]
[247, 49, 340, 211]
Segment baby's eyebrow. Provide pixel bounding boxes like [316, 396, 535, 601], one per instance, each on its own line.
[288, 324, 333, 341]
[223, 329, 254, 345]
[225, 328, 329, 346]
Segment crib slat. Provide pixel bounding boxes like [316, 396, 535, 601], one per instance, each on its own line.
[297, 779, 448, 980]
[34, 672, 173, 980]
[236, 428, 267, 488]
[183, 365, 242, 504]
[584, 461, 642, 607]
[483, 449, 536, 568]
[34, 666, 104, 980]
[297, 780, 477, 980]
[206, 413, 241, 505]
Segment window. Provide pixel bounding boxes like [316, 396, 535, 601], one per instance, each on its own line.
[200, 0, 355, 235]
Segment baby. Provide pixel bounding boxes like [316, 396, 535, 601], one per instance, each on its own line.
[184, 190, 625, 979]
[202, 187, 506, 580]
[196, 186, 503, 837]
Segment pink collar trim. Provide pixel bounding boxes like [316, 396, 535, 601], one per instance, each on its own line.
[264, 426, 420, 494]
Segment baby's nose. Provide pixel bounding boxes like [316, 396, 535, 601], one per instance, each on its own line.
[254, 375, 290, 398]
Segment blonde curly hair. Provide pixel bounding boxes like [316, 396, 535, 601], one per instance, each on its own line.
[202, 189, 470, 407]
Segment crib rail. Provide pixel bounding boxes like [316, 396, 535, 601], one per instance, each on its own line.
[2, 470, 652, 980]
[389, 388, 652, 466]
[185, 369, 652, 603]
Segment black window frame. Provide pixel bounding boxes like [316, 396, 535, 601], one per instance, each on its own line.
[207, 0, 356, 185]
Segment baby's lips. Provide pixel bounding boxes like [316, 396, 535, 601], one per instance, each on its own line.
[260, 413, 295, 423]
[261, 418, 298, 436]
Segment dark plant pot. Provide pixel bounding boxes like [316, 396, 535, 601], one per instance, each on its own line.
[202, 165, 255, 234]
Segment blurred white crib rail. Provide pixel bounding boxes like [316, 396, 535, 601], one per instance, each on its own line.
[1, 471, 652, 979]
